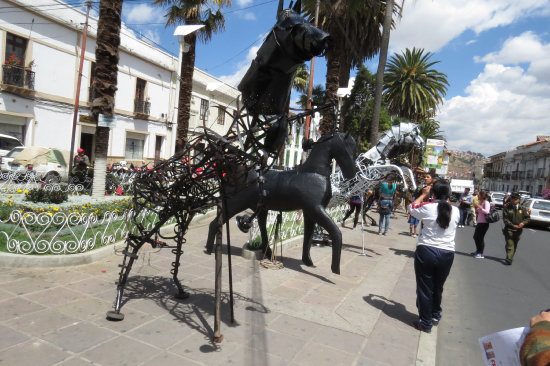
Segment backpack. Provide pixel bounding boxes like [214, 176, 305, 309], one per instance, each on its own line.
[485, 207, 500, 223]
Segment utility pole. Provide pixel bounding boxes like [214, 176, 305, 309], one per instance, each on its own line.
[301, 0, 320, 163]
[68, 0, 92, 176]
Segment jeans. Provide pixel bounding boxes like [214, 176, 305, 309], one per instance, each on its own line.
[473, 223, 489, 253]
[378, 199, 393, 233]
[459, 206, 470, 225]
[414, 245, 454, 329]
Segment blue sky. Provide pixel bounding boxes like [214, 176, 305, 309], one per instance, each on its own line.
[119, 0, 550, 156]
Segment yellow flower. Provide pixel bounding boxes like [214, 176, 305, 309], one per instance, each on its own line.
[24, 190, 29, 194]
[85, 192, 88, 195]
[53, 207, 59, 212]
[16, 189, 22, 193]
[46, 212, 52, 216]
[40, 208, 44, 212]
[82, 206, 87, 209]
[7, 195, 12, 198]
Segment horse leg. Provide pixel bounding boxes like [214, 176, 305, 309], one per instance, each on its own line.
[172, 216, 191, 299]
[310, 208, 343, 275]
[257, 208, 272, 259]
[301, 214, 315, 267]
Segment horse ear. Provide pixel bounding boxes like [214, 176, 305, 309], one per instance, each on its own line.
[277, 0, 284, 16]
[293, 0, 301, 13]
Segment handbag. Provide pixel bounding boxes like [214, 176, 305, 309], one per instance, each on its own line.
[485, 207, 500, 223]
[379, 203, 391, 215]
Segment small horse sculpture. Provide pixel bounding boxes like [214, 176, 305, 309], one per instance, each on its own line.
[206, 132, 357, 275]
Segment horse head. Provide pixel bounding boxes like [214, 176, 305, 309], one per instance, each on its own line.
[363, 122, 425, 163]
[333, 132, 357, 180]
[238, 0, 330, 115]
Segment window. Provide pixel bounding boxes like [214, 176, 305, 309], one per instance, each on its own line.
[125, 133, 145, 160]
[199, 99, 209, 122]
[5, 33, 28, 66]
[134, 78, 149, 114]
[217, 107, 225, 125]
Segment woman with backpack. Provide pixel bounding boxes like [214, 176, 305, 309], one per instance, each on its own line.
[471, 191, 491, 259]
[378, 176, 397, 235]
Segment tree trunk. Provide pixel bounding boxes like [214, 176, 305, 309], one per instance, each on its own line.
[175, 32, 197, 154]
[370, 0, 394, 146]
[91, 0, 122, 198]
[320, 21, 343, 135]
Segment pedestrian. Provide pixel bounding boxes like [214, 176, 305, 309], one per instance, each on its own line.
[471, 191, 491, 258]
[470, 188, 479, 226]
[409, 179, 460, 333]
[503, 192, 511, 207]
[520, 310, 550, 366]
[362, 189, 377, 226]
[342, 194, 362, 230]
[378, 176, 397, 236]
[72, 148, 90, 179]
[408, 211, 419, 237]
[458, 187, 473, 227]
[502, 192, 530, 265]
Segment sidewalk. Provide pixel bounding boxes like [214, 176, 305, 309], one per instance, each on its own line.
[0, 210, 436, 366]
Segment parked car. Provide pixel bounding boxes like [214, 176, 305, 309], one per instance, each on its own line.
[489, 191, 507, 209]
[0, 146, 25, 172]
[10, 146, 70, 182]
[522, 198, 550, 227]
[0, 134, 23, 164]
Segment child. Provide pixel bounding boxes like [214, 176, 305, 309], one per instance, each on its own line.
[408, 213, 419, 237]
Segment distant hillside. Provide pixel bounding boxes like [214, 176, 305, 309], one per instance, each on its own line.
[447, 150, 489, 179]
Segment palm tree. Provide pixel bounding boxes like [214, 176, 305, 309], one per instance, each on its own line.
[383, 47, 449, 121]
[153, 0, 231, 153]
[91, 0, 123, 198]
[301, 0, 395, 135]
[297, 85, 325, 109]
[293, 63, 310, 94]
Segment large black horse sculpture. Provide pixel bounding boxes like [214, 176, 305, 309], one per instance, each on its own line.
[106, 0, 333, 329]
[206, 132, 356, 275]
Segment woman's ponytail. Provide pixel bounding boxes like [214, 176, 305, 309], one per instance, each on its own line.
[432, 179, 453, 229]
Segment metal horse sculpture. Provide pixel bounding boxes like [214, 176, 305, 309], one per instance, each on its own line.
[105, 0, 332, 340]
[206, 132, 357, 275]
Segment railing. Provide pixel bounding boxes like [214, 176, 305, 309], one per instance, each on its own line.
[134, 99, 150, 115]
[2, 65, 35, 89]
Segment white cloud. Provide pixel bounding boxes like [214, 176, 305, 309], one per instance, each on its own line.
[390, 0, 550, 52]
[142, 29, 161, 45]
[236, 0, 253, 6]
[437, 33, 550, 155]
[126, 4, 164, 24]
[240, 12, 257, 21]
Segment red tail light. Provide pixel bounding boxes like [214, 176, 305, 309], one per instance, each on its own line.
[27, 165, 33, 170]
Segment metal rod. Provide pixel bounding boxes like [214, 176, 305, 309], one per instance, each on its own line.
[221, 182, 235, 324]
[360, 199, 367, 256]
[303, 0, 320, 143]
[68, 0, 91, 176]
[213, 202, 224, 343]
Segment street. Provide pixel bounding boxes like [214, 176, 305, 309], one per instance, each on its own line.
[438, 221, 550, 365]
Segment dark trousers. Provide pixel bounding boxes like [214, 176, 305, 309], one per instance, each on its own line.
[473, 223, 490, 254]
[414, 245, 454, 328]
[343, 202, 361, 227]
[459, 206, 470, 225]
[504, 228, 522, 261]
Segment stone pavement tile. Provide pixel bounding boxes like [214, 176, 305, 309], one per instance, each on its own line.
[280, 277, 319, 292]
[0, 324, 29, 350]
[126, 318, 193, 349]
[1, 277, 56, 295]
[354, 356, 393, 366]
[311, 325, 366, 355]
[5, 308, 78, 337]
[90, 307, 155, 334]
[0, 339, 70, 365]
[56, 356, 95, 365]
[268, 314, 321, 339]
[140, 351, 203, 366]
[269, 284, 308, 300]
[41, 321, 118, 353]
[168, 329, 243, 365]
[125, 298, 178, 318]
[243, 328, 308, 361]
[40, 268, 93, 285]
[299, 292, 342, 311]
[311, 280, 355, 298]
[360, 332, 417, 366]
[81, 335, 161, 366]
[0, 297, 45, 321]
[52, 296, 111, 321]
[24, 286, 86, 307]
[220, 345, 289, 366]
[65, 277, 115, 296]
[290, 341, 357, 366]
[0, 270, 23, 284]
[0, 288, 15, 301]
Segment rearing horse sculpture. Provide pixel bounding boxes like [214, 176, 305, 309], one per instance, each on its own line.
[106, 0, 333, 332]
[206, 132, 357, 275]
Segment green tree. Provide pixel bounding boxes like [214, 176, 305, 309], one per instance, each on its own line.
[302, 0, 396, 135]
[383, 47, 449, 121]
[293, 63, 309, 94]
[153, 0, 231, 153]
[341, 65, 391, 152]
[297, 85, 325, 109]
[91, 0, 123, 198]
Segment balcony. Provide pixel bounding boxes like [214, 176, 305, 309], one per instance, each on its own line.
[134, 98, 150, 118]
[1, 65, 35, 96]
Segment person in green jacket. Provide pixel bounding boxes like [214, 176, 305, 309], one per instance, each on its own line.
[502, 192, 530, 265]
[520, 310, 550, 366]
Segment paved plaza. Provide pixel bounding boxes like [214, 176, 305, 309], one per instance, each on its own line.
[0, 210, 437, 366]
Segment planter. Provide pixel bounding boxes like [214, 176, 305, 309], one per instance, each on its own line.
[241, 243, 263, 260]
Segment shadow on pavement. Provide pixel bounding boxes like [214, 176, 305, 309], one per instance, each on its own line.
[343, 242, 381, 257]
[454, 250, 505, 264]
[389, 247, 415, 258]
[363, 294, 417, 326]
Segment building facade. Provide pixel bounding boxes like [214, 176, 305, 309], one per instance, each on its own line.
[0, 0, 239, 167]
[483, 137, 550, 196]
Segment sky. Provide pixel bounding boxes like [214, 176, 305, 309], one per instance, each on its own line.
[118, 0, 550, 157]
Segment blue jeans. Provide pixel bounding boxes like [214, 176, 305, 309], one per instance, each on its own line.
[378, 199, 393, 233]
[414, 245, 454, 329]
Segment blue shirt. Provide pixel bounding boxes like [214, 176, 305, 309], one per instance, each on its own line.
[380, 182, 397, 200]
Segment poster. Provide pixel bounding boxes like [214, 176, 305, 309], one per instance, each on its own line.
[423, 139, 448, 175]
[479, 327, 529, 366]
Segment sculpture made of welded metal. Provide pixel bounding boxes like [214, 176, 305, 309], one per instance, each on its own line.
[106, 0, 333, 339]
[205, 132, 357, 275]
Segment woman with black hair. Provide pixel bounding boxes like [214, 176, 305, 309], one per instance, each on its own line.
[409, 179, 460, 333]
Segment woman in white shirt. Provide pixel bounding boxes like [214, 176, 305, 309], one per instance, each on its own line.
[409, 179, 460, 333]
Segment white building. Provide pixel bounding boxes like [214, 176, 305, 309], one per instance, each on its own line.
[0, 0, 239, 166]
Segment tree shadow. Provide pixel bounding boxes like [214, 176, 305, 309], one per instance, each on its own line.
[363, 294, 417, 327]
[389, 247, 415, 258]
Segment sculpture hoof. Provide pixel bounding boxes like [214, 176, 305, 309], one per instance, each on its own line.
[331, 265, 340, 275]
[175, 291, 190, 300]
[106, 311, 125, 321]
[302, 257, 314, 267]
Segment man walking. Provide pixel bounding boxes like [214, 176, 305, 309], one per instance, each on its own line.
[470, 188, 479, 226]
[502, 192, 530, 265]
[458, 188, 473, 228]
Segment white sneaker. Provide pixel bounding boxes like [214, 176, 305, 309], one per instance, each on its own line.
[474, 253, 484, 259]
